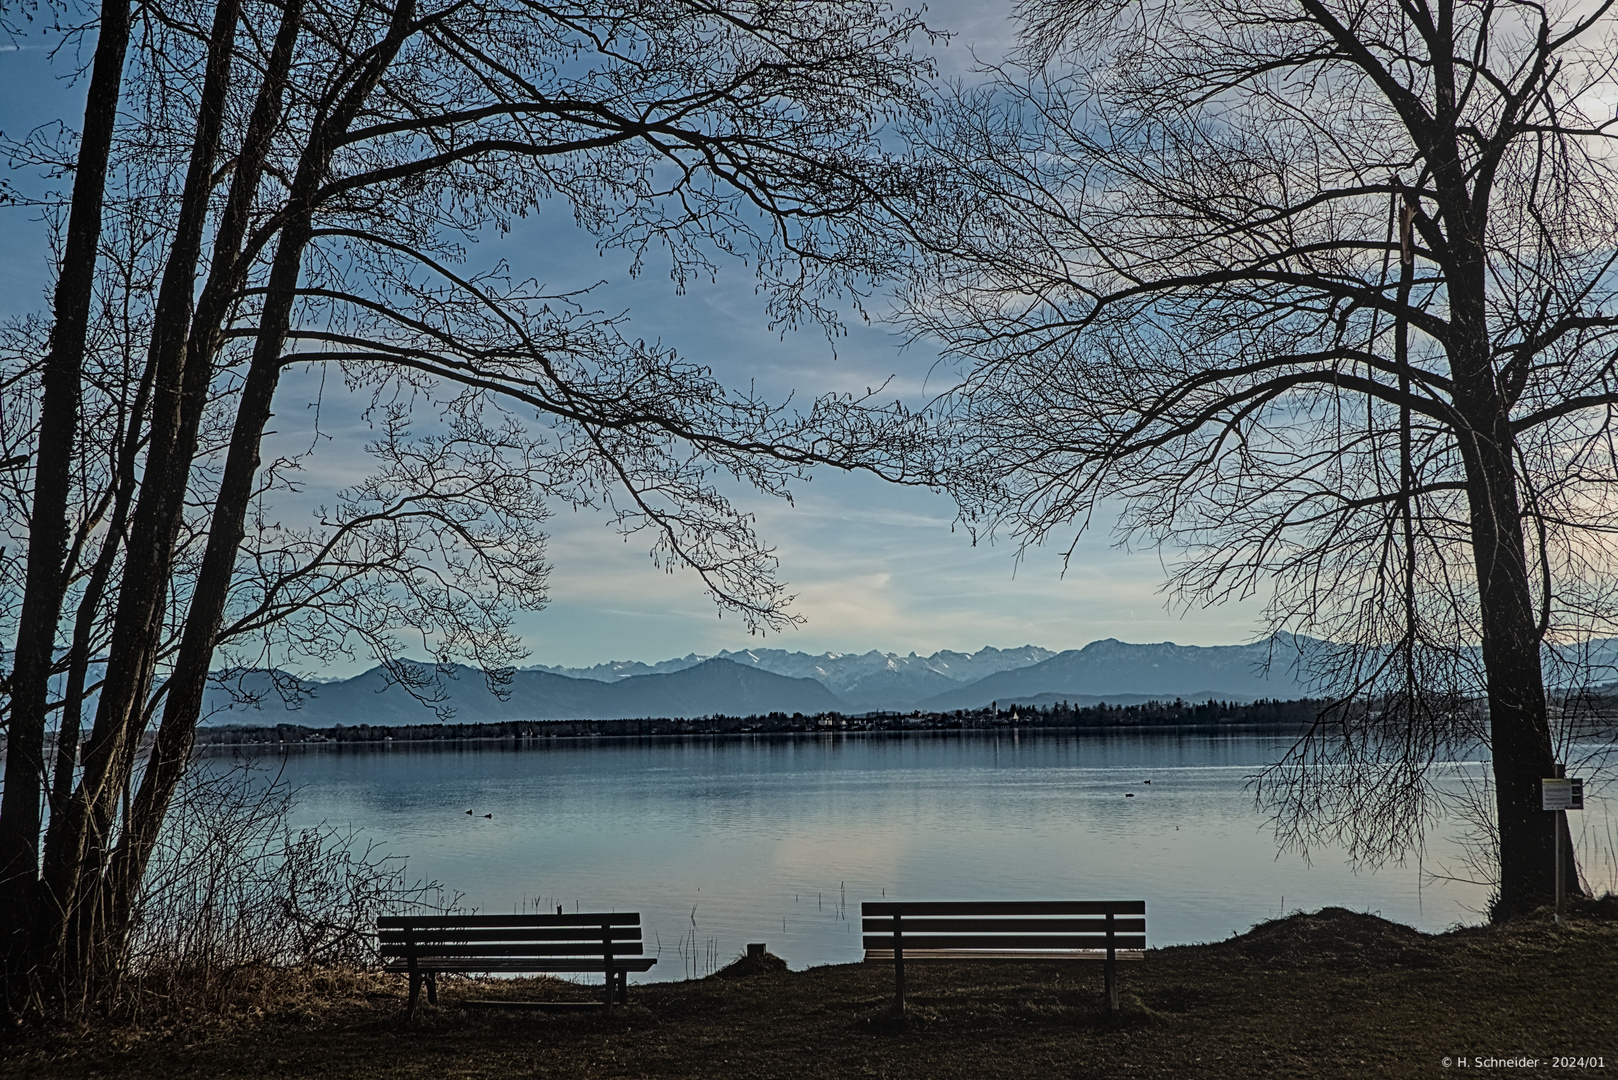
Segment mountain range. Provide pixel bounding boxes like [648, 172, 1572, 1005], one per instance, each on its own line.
[200, 638, 1317, 726]
[524, 645, 1058, 711]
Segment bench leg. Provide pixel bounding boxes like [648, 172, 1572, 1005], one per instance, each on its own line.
[426, 972, 438, 1006]
[894, 948, 906, 1015]
[617, 970, 628, 1006]
[1104, 958, 1118, 1017]
[407, 972, 422, 1020]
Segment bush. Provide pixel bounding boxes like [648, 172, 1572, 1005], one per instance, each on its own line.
[112, 756, 450, 1016]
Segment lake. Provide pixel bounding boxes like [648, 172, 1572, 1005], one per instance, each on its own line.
[236, 729, 1609, 980]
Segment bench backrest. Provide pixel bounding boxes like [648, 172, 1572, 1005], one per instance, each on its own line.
[377, 913, 645, 962]
[861, 900, 1146, 953]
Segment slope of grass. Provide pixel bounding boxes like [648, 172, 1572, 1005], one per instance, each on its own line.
[6, 907, 1615, 1079]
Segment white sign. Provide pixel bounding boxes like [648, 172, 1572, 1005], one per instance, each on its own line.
[1542, 778, 1585, 811]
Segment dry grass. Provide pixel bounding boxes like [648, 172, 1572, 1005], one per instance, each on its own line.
[6, 906, 1616, 1079]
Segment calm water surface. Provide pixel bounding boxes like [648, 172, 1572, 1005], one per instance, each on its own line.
[235, 730, 1609, 981]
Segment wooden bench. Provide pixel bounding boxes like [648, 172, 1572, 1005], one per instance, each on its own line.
[378, 912, 657, 1018]
[861, 900, 1146, 1015]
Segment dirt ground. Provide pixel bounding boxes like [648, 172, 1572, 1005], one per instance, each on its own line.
[5, 906, 1615, 1079]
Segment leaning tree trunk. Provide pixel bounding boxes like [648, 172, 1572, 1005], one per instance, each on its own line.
[106, 0, 308, 943]
[36, 0, 244, 993]
[0, 0, 132, 1002]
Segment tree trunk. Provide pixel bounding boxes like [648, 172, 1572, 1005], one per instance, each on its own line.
[0, 0, 132, 1000]
[1447, 285, 1561, 918]
[36, 0, 243, 990]
[1422, 68, 1569, 914]
[1465, 433, 1560, 918]
[49, 347, 159, 818]
[106, 0, 309, 940]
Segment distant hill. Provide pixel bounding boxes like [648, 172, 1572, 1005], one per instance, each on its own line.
[916, 638, 1312, 711]
[202, 658, 842, 725]
[597, 658, 843, 718]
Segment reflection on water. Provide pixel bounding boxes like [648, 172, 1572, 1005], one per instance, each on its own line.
[208, 729, 1602, 979]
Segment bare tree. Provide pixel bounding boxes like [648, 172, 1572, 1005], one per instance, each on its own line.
[901, 0, 1618, 917]
[2, 0, 934, 1004]
[0, 0, 133, 979]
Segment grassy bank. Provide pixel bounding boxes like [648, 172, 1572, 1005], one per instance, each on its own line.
[6, 907, 1615, 1079]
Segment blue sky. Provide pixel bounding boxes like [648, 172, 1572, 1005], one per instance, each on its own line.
[0, 2, 1272, 671]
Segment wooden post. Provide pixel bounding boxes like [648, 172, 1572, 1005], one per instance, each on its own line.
[602, 917, 616, 1012]
[1554, 762, 1566, 926]
[893, 912, 906, 1014]
[404, 925, 421, 1020]
[1105, 910, 1118, 1017]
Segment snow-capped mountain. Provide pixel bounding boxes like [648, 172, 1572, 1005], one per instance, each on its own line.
[525, 645, 1055, 710]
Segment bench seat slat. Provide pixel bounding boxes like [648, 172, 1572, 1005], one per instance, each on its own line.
[859, 917, 1145, 934]
[381, 943, 645, 959]
[383, 958, 659, 974]
[863, 949, 1145, 963]
[862, 900, 1144, 917]
[380, 927, 644, 945]
[862, 934, 1145, 951]
[378, 913, 640, 929]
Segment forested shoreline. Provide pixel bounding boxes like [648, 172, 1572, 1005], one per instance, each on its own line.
[182, 698, 1329, 746]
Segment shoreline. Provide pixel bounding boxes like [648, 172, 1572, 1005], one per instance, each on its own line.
[185, 698, 1328, 750]
[189, 720, 1319, 752]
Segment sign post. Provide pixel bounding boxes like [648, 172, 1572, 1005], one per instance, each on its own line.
[1542, 767, 1585, 925]
[1546, 764, 1559, 926]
